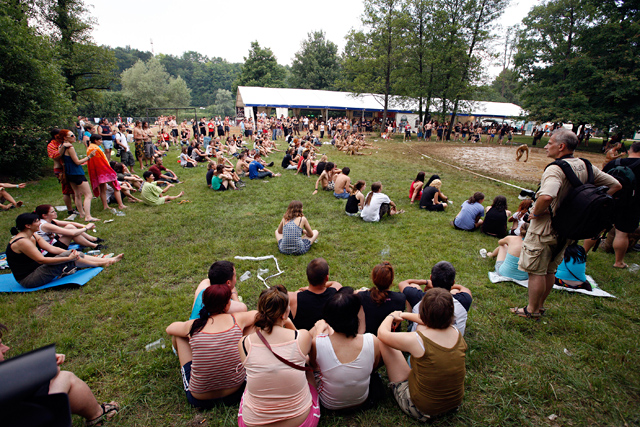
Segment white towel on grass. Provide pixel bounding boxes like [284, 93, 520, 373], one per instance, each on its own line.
[488, 271, 616, 298]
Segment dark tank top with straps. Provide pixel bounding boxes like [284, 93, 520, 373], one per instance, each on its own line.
[6, 237, 41, 281]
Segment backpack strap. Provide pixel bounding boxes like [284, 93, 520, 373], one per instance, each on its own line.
[546, 158, 593, 188]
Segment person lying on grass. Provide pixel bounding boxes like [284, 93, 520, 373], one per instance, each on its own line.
[34, 204, 106, 252]
[5, 213, 123, 289]
[0, 182, 26, 210]
[378, 288, 468, 421]
[361, 182, 404, 222]
[166, 285, 257, 409]
[0, 323, 120, 426]
[140, 171, 184, 205]
[275, 200, 319, 255]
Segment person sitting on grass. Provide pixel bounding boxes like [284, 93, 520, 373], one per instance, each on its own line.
[452, 192, 485, 231]
[281, 147, 299, 170]
[140, 171, 184, 205]
[238, 285, 320, 427]
[333, 166, 352, 199]
[0, 182, 26, 210]
[378, 288, 468, 421]
[180, 146, 197, 168]
[5, 213, 123, 289]
[357, 262, 407, 334]
[166, 285, 257, 409]
[190, 260, 247, 319]
[409, 172, 425, 204]
[554, 243, 591, 291]
[481, 195, 511, 238]
[211, 164, 238, 191]
[345, 180, 366, 216]
[34, 204, 106, 252]
[0, 323, 120, 427]
[313, 162, 340, 195]
[309, 288, 382, 411]
[480, 223, 529, 281]
[508, 199, 532, 236]
[275, 200, 319, 255]
[249, 153, 280, 179]
[148, 157, 180, 184]
[361, 182, 404, 222]
[399, 261, 472, 336]
[419, 179, 448, 211]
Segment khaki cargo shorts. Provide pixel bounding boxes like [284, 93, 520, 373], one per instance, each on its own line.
[519, 233, 568, 275]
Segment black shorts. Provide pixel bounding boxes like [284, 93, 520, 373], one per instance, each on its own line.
[171, 129, 178, 137]
[614, 207, 640, 233]
[66, 174, 87, 185]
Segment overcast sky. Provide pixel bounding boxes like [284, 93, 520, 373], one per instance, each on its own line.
[88, 0, 539, 81]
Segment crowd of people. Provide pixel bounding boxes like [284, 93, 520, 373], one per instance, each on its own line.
[2, 115, 639, 425]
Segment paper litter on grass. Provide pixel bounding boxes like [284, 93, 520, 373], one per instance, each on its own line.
[488, 271, 615, 298]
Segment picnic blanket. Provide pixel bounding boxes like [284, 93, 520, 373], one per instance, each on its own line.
[0, 267, 103, 292]
[488, 271, 615, 298]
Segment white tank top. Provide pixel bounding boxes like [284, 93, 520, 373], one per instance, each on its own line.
[315, 333, 374, 410]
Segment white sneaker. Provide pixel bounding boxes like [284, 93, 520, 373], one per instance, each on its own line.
[479, 248, 487, 258]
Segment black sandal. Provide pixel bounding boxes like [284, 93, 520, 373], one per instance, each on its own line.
[86, 402, 119, 426]
[510, 306, 541, 320]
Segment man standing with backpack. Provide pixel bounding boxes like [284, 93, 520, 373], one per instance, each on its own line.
[585, 141, 640, 268]
[512, 130, 620, 319]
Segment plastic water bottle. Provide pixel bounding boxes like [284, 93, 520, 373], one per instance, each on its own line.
[380, 245, 390, 259]
[145, 338, 165, 352]
[629, 263, 640, 274]
[86, 250, 100, 256]
[239, 271, 251, 282]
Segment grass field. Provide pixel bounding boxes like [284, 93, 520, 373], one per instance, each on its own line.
[0, 133, 638, 426]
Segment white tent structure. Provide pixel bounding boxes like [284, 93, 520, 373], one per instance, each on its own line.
[235, 86, 525, 123]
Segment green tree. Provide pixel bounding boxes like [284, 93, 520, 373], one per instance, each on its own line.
[234, 41, 287, 91]
[212, 89, 235, 117]
[516, 0, 640, 135]
[491, 68, 520, 104]
[35, 0, 117, 102]
[0, 3, 73, 178]
[120, 58, 191, 115]
[289, 31, 341, 90]
[342, 0, 406, 131]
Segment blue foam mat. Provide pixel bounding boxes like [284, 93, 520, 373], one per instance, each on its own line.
[0, 267, 103, 292]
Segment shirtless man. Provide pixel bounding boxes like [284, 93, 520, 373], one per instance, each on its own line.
[515, 144, 529, 162]
[333, 167, 352, 199]
[603, 142, 625, 169]
[313, 162, 340, 195]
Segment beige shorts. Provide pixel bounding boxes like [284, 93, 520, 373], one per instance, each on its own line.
[519, 233, 568, 275]
[390, 380, 430, 422]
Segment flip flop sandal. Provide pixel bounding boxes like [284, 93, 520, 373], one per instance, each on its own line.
[510, 306, 541, 320]
[86, 401, 119, 426]
[178, 199, 191, 204]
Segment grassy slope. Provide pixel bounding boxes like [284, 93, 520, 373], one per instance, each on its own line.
[0, 134, 638, 426]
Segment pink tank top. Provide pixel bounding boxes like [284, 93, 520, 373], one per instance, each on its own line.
[241, 333, 311, 425]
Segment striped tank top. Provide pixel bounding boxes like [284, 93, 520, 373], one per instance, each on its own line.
[189, 315, 245, 394]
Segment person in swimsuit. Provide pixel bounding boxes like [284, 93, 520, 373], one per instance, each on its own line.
[166, 285, 257, 408]
[275, 201, 319, 255]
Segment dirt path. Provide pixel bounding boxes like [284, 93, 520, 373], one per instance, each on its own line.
[408, 142, 608, 184]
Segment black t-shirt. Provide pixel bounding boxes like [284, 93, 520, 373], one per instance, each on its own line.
[482, 207, 508, 237]
[292, 288, 338, 330]
[419, 186, 438, 209]
[281, 154, 292, 168]
[205, 169, 214, 187]
[359, 290, 406, 334]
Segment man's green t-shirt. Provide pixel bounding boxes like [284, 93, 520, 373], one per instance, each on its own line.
[141, 182, 164, 205]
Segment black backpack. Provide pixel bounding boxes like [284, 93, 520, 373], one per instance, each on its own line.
[547, 158, 614, 240]
[607, 158, 640, 208]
